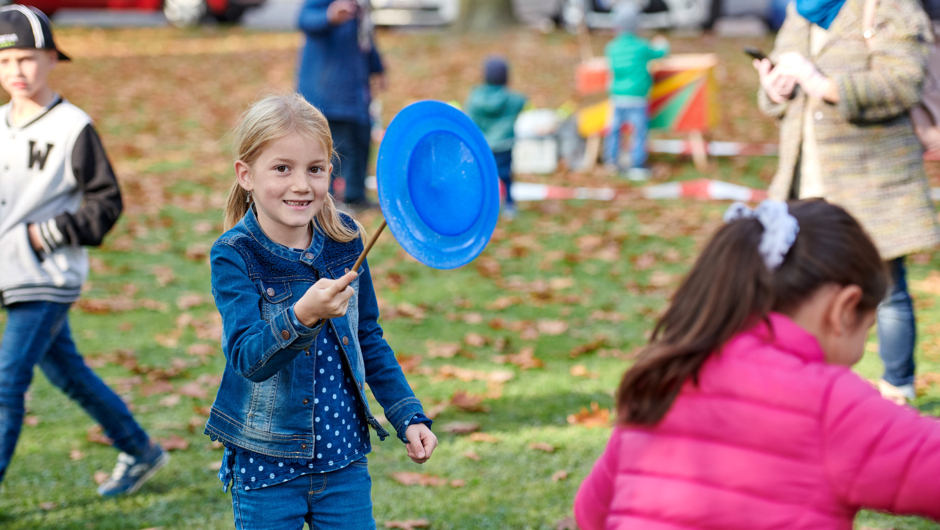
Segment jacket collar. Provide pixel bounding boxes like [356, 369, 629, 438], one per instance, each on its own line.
[744, 312, 826, 364]
[810, 0, 863, 59]
[240, 206, 324, 266]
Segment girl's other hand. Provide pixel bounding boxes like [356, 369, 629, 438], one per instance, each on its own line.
[294, 271, 358, 326]
[327, 0, 358, 25]
[404, 424, 438, 464]
[754, 58, 796, 104]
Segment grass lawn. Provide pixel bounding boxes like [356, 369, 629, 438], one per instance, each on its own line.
[0, 24, 939, 530]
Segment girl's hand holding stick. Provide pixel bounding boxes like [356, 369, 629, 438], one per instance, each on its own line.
[293, 270, 359, 327]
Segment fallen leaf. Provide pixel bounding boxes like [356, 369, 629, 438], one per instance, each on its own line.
[93, 471, 110, 485]
[390, 472, 448, 487]
[425, 340, 461, 359]
[468, 432, 500, 443]
[528, 442, 556, 453]
[159, 434, 190, 451]
[207, 461, 223, 471]
[39, 502, 57, 510]
[70, 449, 85, 461]
[184, 243, 210, 261]
[570, 365, 599, 378]
[449, 390, 489, 413]
[396, 354, 424, 374]
[177, 382, 209, 400]
[487, 295, 523, 310]
[567, 402, 611, 428]
[537, 320, 569, 335]
[424, 402, 448, 419]
[450, 479, 465, 488]
[463, 451, 480, 461]
[555, 515, 578, 530]
[549, 277, 575, 290]
[87, 425, 113, 446]
[494, 347, 544, 370]
[552, 470, 569, 482]
[440, 422, 480, 434]
[463, 333, 487, 347]
[570, 337, 608, 359]
[23, 416, 39, 427]
[384, 519, 430, 530]
[187, 343, 216, 358]
[176, 293, 206, 310]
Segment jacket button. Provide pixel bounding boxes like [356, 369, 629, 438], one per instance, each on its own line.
[344, 267, 350, 273]
[342, 336, 349, 345]
[305, 252, 314, 259]
[305, 349, 310, 356]
[266, 287, 275, 296]
[281, 330, 290, 340]
[815, 111, 823, 120]
[301, 443, 307, 449]
[303, 398, 309, 405]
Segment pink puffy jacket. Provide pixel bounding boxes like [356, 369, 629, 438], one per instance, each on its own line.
[575, 313, 940, 529]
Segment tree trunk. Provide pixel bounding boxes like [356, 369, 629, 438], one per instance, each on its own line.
[457, 0, 518, 32]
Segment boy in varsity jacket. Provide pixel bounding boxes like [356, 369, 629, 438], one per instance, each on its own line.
[0, 5, 167, 496]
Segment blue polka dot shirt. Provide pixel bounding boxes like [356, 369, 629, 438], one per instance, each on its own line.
[218, 326, 430, 491]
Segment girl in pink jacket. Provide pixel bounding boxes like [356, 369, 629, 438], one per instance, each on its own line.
[575, 199, 940, 529]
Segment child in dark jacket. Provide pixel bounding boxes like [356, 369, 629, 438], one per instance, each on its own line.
[465, 56, 527, 218]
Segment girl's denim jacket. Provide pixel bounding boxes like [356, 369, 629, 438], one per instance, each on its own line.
[204, 207, 424, 459]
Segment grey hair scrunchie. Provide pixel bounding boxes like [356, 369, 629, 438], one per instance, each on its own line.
[723, 200, 800, 270]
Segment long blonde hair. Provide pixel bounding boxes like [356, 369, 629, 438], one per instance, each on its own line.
[223, 93, 363, 243]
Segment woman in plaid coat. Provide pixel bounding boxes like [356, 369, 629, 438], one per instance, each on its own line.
[756, 0, 940, 403]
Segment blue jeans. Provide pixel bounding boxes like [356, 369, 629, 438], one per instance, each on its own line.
[0, 301, 150, 484]
[329, 119, 372, 204]
[493, 150, 514, 206]
[231, 458, 375, 530]
[878, 257, 917, 387]
[604, 102, 649, 169]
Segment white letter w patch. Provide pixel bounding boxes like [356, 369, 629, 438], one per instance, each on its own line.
[28, 141, 54, 171]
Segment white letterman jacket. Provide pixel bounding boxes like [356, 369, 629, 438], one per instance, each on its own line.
[0, 96, 122, 305]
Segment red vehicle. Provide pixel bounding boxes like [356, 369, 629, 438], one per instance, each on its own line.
[21, 0, 266, 27]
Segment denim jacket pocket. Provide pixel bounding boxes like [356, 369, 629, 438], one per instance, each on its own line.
[259, 280, 292, 320]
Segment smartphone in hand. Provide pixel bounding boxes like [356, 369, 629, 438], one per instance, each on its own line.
[744, 47, 773, 66]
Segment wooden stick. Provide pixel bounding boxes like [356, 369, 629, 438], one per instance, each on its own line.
[351, 219, 386, 273]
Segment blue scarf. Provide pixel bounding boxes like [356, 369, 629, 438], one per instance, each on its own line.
[795, 0, 848, 29]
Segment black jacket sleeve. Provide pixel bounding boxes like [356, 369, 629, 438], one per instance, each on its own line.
[34, 123, 123, 250]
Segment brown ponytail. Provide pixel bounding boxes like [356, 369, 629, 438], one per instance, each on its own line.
[617, 199, 888, 425]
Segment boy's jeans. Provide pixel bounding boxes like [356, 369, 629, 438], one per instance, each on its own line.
[231, 458, 375, 530]
[878, 257, 917, 387]
[0, 301, 150, 484]
[329, 119, 372, 204]
[493, 150, 514, 206]
[604, 101, 649, 169]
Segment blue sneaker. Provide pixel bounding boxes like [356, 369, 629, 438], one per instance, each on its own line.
[97, 443, 169, 496]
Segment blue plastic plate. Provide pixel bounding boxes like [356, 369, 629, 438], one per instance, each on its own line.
[377, 100, 499, 270]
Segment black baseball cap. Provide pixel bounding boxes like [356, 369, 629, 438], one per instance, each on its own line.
[0, 5, 70, 61]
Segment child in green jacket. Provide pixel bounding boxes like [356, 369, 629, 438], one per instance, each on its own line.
[605, 2, 668, 181]
[465, 56, 527, 218]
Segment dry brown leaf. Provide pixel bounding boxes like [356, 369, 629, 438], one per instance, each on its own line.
[69, 449, 85, 461]
[475, 257, 501, 279]
[23, 416, 39, 427]
[159, 434, 190, 451]
[184, 243, 210, 261]
[494, 347, 544, 370]
[440, 422, 480, 435]
[555, 515, 578, 530]
[570, 365, 599, 378]
[552, 470, 569, 482]
[536, 319, 569, 335]
[462, 312, 484, 325]
[390, 472, 448, 487]
[160, 394, 182, 407]
[450, 479, 465, 488]
[93, 471, 110, 485]
[463, 451, 481, 461]
[39, 502, 57, 510]
[436, 365, 514, 384]
[912, 270, 940, 295]
[396, 354, 424, 374]
[570, 337, 608, 359]
[449, 390, 489, 413]
[424, 402, 448, 420]
[487, 295, 523, 311]
[177, 382, 209, 400]
[187, 343, 216, 358]
[176, 293, 206, 310]
[567, 402, 611, 428]
[468, 432, 500, 443]
[384, 519, 430, 530]
[463, 333, 487, 347]
[528, 442, 556, 453]
[425, 340, 461, 359]
[87, 425, 113, 446]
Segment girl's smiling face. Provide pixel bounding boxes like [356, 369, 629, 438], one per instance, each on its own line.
[235, 131, 332, 248]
